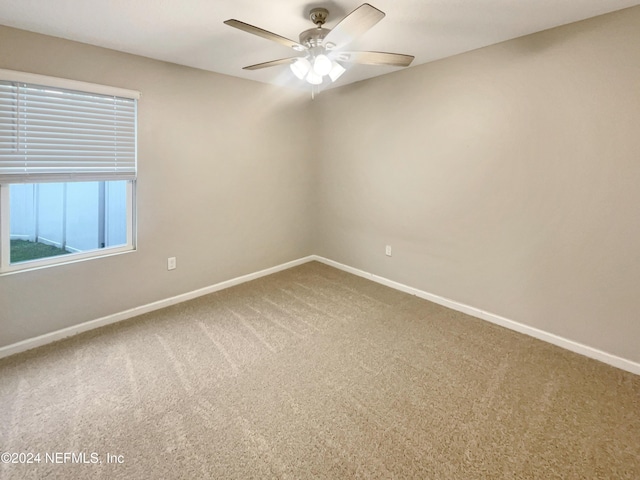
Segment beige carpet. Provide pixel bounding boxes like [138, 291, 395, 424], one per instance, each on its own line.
[1, 261, 638, 479]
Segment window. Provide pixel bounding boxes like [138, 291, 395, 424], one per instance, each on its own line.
[0, 69, 139, 273]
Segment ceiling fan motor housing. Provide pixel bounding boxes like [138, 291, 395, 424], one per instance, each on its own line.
[299, 27, 330, 48]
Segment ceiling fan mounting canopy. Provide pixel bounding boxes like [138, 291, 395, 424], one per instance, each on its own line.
[224, 3, 414, 88]
[309, 8, 329, 27]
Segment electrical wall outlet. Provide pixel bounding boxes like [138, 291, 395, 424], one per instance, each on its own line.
[167, 257, 177, 270]
[385, 245, 392, 257]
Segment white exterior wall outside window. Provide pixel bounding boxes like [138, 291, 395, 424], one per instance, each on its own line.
[0, 69, 140, 273]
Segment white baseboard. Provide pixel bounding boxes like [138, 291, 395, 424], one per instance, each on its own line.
[2, 254, 638, 376]
[0, 255, 315, 360]
[311, 255, 640, 376]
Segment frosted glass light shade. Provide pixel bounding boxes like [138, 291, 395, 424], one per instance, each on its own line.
[313, 54, 333, 76]
[329, 62, 346, 82]
[290, 58, 311, 80]
[306, 70, 323, 85]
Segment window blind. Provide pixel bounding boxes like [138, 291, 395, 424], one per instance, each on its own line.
[0, 76, 137, 183]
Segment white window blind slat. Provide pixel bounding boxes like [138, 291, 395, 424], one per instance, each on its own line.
[0, 126, 135, 138]
[8, 113, 135, 128]
[0, 76, 137, 183]
[19, 86, 136, 101]
[9, 104, 136, 117]
[1, 151, 135, 158]
[0, 159, 134, 165]
[0, 143, 136, 151]
[0, 135, 135, 144]
[11, 88, 137, 101]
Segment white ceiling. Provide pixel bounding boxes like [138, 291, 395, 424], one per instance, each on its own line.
[1, 0, 639, 90]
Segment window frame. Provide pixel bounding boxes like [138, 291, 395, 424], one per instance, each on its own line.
[0, 70, 139, 274]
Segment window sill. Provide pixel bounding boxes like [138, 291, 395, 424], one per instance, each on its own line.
[0, 246, 136, 276]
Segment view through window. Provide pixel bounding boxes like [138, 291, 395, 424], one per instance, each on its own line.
[9, 181, 129, 264]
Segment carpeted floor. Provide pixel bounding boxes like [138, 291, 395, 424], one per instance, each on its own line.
[1, 261, 639, 479]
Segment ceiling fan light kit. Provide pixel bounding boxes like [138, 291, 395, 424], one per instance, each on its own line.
[224, 3, 414, 92]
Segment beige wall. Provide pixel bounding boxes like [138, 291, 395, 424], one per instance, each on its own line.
[313, 6, 640, 363]
[0, 26, 314, 346]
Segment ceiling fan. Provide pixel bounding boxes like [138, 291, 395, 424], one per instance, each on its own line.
[224, 3, 414, 88]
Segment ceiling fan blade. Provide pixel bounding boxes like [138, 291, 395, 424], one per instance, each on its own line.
[336, 51, 414, 67]
[323, 3, 385, 49]
[224, 19, 306, 51]
[243, 57, 298, 71]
